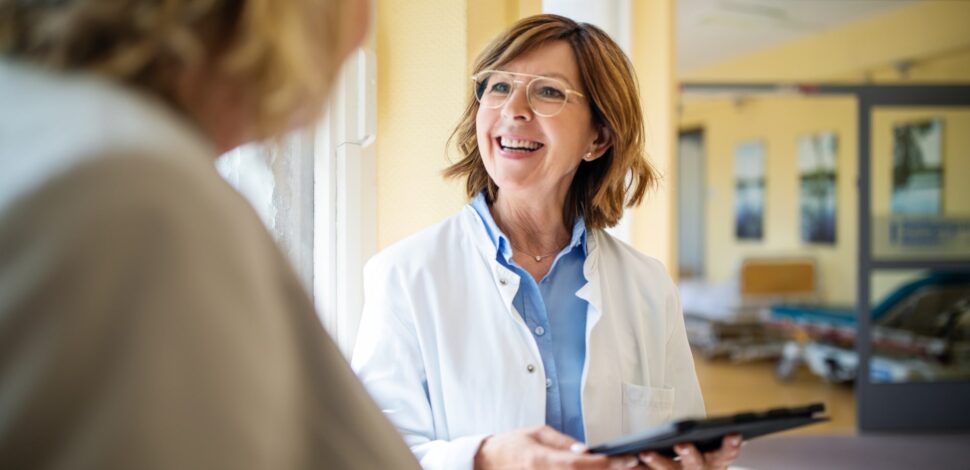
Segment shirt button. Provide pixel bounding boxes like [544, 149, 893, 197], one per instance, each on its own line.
[526, 364, 536, 373]
[545, 378, 553, 388]
[534, 326, 545, 336]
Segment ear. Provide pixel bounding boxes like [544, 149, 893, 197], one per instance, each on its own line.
[586, 126, 613, 161]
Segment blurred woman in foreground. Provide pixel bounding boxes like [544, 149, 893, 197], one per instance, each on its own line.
[0, 1, 417, 468]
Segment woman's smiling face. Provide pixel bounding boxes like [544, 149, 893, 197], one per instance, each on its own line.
[475, 40, 605, 201]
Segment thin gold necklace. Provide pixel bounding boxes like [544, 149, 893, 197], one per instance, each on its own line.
[512, 241, 570, 262]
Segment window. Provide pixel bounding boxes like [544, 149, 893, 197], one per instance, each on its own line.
[217, 47, 377, 358]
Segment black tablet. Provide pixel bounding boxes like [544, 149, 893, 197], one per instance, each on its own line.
[588, 402, 828, 458]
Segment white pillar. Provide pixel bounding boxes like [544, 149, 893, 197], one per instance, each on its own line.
[542, 0, 630, 53]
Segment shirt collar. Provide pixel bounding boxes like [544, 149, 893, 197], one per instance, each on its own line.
[469, 191, 588, 261]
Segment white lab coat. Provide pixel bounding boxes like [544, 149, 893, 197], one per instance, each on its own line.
[352, 205, 705, 470]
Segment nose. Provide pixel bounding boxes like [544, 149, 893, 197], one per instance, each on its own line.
[500, 84, 533, 121]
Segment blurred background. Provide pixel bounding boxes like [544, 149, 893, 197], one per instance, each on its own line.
[220, 0, 970, 445]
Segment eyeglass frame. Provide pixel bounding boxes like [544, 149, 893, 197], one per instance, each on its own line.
[470, 69, 586, 117]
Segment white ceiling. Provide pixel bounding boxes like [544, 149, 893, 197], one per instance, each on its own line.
[677, 0, 920, 73]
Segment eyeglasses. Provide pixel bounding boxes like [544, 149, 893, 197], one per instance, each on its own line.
[471, 70, 585, 117]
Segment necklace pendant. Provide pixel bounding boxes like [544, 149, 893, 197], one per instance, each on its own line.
[534, 255, 542, 262]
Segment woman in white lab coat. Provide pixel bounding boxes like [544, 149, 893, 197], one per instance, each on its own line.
[353, 14, 741, 470]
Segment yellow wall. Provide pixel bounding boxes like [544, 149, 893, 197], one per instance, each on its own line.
[683, 1, 970, 83]
[860, 47, 970, 84]
[631, 0, 678, 271]
[682, 100, 970, 305]
[376, 0, 473, 248]
[467, 0, 541, 72]
[680, 96, 859, 304]
[376, 0, 544, 249]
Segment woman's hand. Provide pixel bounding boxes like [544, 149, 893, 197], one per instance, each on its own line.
[636, 434, 743, 470]
[474, 425, 639, 469]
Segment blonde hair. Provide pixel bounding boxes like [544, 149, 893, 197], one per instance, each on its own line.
[0, 0, 353, 137]
[444, 14, 656, 230]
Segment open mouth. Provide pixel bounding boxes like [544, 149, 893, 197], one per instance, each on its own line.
[497, 136, 544, 153]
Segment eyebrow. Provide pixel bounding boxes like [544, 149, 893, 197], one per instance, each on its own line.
[496, 69, 578, 88]
[542, 72, 576, 87]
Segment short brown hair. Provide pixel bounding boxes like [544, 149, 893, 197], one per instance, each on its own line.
[444, 14, 656, 230]
[0, 0, 353, 138]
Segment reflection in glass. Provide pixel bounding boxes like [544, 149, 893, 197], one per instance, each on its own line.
[891, 119, 943, 215]
[869, 271, 970, 383]
[769, 272, 970, 384]
[799, 132, 838, 244]
[734, 141, 764, 240]
[871, 108, 970, 260]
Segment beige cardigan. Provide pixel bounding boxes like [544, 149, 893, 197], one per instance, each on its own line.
[0, 61, 417, 469]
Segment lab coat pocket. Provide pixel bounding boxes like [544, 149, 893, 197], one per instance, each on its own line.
[621, 383, 675, 433]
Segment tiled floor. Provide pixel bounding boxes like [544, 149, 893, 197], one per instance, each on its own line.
[691, 352, 856, 435]
[690, 353, 970, 468]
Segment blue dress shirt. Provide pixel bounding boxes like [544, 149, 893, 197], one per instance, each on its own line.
[470, 192, 590, 442]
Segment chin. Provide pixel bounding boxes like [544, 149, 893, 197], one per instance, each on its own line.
[490, 174, 535, 194]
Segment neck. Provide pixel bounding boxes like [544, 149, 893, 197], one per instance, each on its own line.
[174, 65, 253, 154]
[490, 190, 571, 256]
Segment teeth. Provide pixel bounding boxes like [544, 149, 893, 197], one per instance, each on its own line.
[500, 137, 542, 150]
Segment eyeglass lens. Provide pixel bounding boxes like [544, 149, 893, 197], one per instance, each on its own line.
[474, 72, 570, 116]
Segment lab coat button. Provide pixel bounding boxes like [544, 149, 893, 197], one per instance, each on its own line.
[526, 364, 536, 373]
[534, 326, 545, 336]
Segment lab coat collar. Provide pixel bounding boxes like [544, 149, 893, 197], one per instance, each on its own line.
[458, 206, 602, 327]
[460, 206, 523, 327]
[576, 230, 602, 327]
[467, 193, 510, 261]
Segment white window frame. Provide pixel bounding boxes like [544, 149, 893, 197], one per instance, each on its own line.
[314, 47, 378, 358]
[219, 45, 375, 359]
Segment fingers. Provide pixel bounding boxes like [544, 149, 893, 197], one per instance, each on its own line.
[532, 425, 579, 450]
[480, 428, 615, 469]
[633, 435, 744, 470]
[673, 443, 706, 469]
[703, 434, 744, 470]
[526, 426, 742, 470]
[529, 426, 615, 469]
[606, 455, 640, 469]
[542, 449, 611, 469]
[637, 452, 679, 470]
